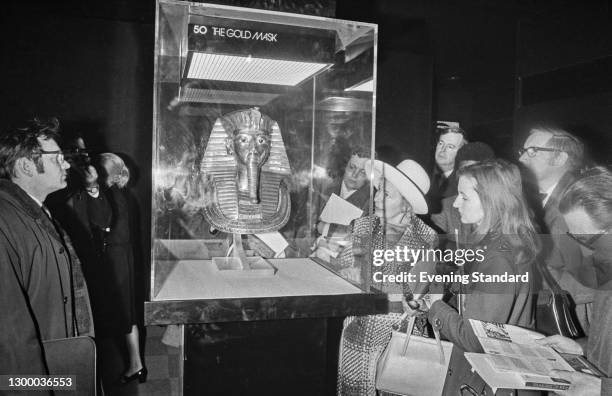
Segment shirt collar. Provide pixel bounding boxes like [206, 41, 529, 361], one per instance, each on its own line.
[541, 181, 559, 206]
[340, 181, 357, 199]
[25, 191, 44, 208]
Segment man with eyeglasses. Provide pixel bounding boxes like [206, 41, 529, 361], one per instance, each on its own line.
[536, 166, 612, 396]
[0, 118, 86, 385]
[519, 126, 597, 333]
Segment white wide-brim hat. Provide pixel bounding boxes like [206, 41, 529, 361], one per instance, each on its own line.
[365, 159, 430, 215]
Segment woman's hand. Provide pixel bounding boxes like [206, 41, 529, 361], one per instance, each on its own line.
[548, 370, 601, 396]
[316, 221, 329, 235]
[428, 293, 444, 305]
[422, 293, 444, 311]
[318, 237, 343, 253]
[402, 293, 443, 312]
[535, 335, 584, 355]
[402, 295, 422, 314]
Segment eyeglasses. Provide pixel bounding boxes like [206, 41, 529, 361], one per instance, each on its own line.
[566, 229, 609, 251]
[517, 146, 562, 158]
[33, 149, 65, 164]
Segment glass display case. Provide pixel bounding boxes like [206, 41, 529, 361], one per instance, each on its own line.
[146, 0, 384, 326]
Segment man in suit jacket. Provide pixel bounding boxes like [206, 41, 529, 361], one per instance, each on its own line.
[537, 166, 612, 395]
[315, 148, 371, 232]
[519, 126, 597, 332]
[312, 149, 371, 262]
[427, 123, 467, 215]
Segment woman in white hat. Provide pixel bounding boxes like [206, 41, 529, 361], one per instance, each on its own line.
[336, 159, 438, 396]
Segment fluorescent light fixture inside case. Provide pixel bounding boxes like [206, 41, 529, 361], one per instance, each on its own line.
[187, 53, 331, 86]
[180, 87, 280, 105]
[345, 79, 373, 92]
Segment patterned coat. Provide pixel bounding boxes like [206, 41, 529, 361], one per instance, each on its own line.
[337, 214, 438, 396]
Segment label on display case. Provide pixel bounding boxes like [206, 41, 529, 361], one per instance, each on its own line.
[192, 24, 278, 42]
[187, 16, 336, 63]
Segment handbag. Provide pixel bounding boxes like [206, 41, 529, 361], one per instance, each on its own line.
[376, 314, 453, 396]
[535, 260, 584, 338]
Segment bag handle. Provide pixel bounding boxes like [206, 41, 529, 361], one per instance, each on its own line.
[535, 259, 584, 338]
[400, 315, 416, 355]
[460, 384, 484, 396]
[399, 313, 445, 364]
[535, 259, 564, 294]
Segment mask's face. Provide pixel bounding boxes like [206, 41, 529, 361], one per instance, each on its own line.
[231, 132, 270, 166]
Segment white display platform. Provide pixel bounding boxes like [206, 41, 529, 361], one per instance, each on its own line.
[153, 258, 362, 301]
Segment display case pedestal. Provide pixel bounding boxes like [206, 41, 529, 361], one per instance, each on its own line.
[145, 258, 387, 395]
[183, 317, 344, 396]
[212, 233, 277, 276]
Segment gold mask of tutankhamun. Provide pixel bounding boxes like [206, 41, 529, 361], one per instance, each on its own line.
[201, 108, 291, 234]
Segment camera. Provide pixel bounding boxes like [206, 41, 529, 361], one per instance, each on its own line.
[64, 148, 94, 187]
[64, 148, 91, 169]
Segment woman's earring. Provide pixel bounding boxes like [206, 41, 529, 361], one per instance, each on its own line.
[400, 200, 411, 224]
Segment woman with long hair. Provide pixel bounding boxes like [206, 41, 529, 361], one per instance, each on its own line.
[420, 158, 539, 393]
[427, 159, 538, 341]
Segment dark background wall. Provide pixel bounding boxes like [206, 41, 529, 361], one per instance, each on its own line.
[1, 2, 155, 295]
[1, 0, 611, 293]
[337, 0, 612, 163]
[515, 8, 612, 165]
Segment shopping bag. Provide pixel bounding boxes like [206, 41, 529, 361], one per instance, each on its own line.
[376, 315, 453, 396]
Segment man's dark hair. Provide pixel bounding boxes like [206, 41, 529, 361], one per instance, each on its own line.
[559, 166, 612, 229]
[455, 141, 495, 168]
[0, 117, 60, 179]
[351, 145, 373, 160]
